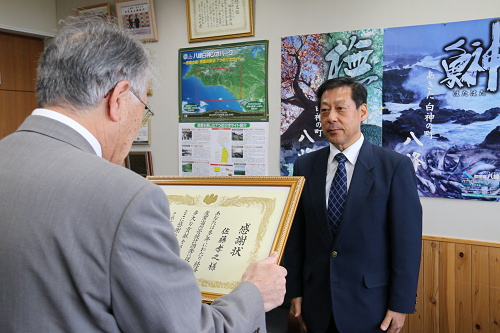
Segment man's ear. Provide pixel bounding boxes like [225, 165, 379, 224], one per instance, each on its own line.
[360, 103, 368, 122]
[108, 80, 131, 122]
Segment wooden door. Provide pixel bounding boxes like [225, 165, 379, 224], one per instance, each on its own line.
[0, 32, 44, 139]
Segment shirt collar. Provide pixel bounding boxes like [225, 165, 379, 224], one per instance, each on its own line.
[32, 108, 102, 157]
[328, 133, 364, 165]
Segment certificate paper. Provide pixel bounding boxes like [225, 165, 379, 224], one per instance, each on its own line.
[148, 176, 304, 301]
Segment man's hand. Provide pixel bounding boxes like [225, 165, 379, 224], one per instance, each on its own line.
[290, 297, 307, 332]
[242, 252, 287, 312]
[380, 310, 406, 333]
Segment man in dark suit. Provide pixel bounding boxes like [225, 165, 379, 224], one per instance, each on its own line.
[284, 77, 422, 333]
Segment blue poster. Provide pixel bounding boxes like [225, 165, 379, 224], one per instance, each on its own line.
[382, 18, 500, 200]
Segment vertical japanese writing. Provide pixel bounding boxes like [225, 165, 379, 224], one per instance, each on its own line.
[193, 211, 220, 272]
[197, 0, 242, 30]
[174, 210, 188, 237]
[230, 223, 251, 257]
[424, 70, 435, 139]
[208, 226, 230, 271]
[179, 210, 198, 250]
[185, 211, 210, 263]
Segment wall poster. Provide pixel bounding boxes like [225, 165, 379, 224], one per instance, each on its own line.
[280, 17, 500, 202]
[383, 18, 500, 201]
[179, 40, 268, 123]
[179, 122, 268, 176]
[280, 29, 384, 177]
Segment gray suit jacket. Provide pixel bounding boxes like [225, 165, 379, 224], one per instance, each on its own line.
[0, 115, 265, 333]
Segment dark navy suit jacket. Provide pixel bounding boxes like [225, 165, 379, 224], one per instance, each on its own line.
[284, 140, 422, 333]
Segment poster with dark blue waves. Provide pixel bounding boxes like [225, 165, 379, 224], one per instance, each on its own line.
[383, 17, 500, 201]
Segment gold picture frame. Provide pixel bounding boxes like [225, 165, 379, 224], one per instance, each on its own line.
[148, 176, 304, 302]
[76, 3, 111, 18]
[115, 0, 158, 42]
[186, 0, 254, 43]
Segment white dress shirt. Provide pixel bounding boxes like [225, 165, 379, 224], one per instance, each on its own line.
[32, 108, 102, 157]
[325, 134, 364, 206]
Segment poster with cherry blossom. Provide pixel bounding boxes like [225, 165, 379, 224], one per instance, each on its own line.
[280, 29, 384, 177]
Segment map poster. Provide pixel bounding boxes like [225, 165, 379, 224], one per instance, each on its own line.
[280, 29, 384, 176]
[147, 176, 305, 302]
[382, 17, 500, 201]
[179, 122, 269, 176]
[179, 40, 268, 122]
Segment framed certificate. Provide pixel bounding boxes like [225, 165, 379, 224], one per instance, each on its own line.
[148, 176, 304, 302]
[186, 0, 254, 43]
[115, 0, 158, 42]
[76, 3, 111, 17]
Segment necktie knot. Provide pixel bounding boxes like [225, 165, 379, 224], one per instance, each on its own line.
[335, 153, 346, 165]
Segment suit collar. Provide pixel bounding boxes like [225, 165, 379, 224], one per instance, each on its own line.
[306, 147, 333, 245]
[17, 115, 97, 156]
[31, 109, 102, 157]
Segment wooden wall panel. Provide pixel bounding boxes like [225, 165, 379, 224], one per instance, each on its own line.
[490, 248, 500, 333]
[456, 243, 473, 333]
[439, 242, 456, 333]
[423, 240, 440, 332]
[403, 237, 500, 333]
[472, 246, 489, 332]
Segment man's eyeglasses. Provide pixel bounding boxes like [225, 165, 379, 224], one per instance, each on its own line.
[131, 91, 154, 126]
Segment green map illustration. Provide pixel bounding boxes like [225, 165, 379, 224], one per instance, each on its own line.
[180, 42, 268, 122]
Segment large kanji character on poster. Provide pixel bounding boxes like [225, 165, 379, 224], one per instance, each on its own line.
[280, 29, 384, 176]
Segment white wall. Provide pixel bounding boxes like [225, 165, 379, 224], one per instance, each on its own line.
[0, 0, 57, 37]
[55, 0, 500, 243]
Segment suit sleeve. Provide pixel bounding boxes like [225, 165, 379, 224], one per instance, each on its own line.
[283, 158, 306, 298]
[109, 183, 266, 333]
[387, 156, 423, 314]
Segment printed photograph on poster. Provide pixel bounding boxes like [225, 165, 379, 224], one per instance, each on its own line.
[382, 17, 500, 201]
[280, 29, 384, 176]
[186, 0, 254, 43]
[179, 40, 268, 122]
[147, 176, 304, 302]
[179, 122, 269, 176]
[115, 0, 158, 42]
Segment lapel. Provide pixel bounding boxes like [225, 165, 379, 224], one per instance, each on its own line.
[305, 147, 333, 246]
[333, 140, 375, 248]
[16, 115, 97, 155]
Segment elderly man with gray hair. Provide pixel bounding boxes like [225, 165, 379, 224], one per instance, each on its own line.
[0, 17, 286, 333]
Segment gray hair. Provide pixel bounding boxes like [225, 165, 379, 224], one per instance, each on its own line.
[36, 16, 154, 112]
